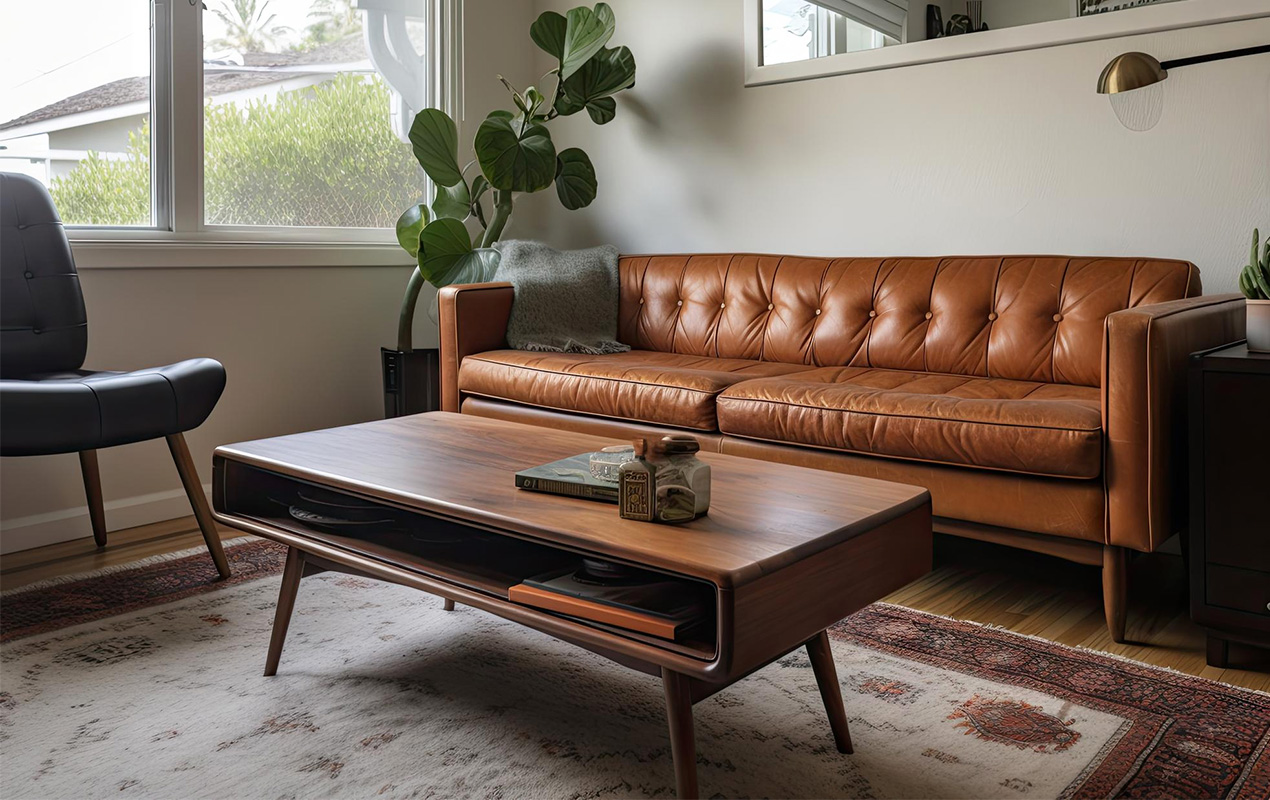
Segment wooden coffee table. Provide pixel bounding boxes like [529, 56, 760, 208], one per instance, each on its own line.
[211, 412, 931, 798]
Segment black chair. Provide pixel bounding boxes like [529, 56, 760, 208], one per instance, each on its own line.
[0, 172, 230, 578]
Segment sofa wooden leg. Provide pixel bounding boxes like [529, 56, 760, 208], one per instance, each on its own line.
[78, 450, 108, 548]
[1103, 546, 1128, 643]
[166, 433, 231, 580]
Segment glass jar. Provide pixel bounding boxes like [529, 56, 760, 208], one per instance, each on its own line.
[650, 435, 711, 523]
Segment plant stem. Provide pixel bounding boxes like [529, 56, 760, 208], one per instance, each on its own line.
[480, 190, 514, 248]
[544, 69, 564, 121]
[396, 266, 426, 352]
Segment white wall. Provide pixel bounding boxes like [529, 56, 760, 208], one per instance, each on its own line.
[979, 0, 1075, 31]
[0, 0, 539, 553]
[532, 0, 1270, 293]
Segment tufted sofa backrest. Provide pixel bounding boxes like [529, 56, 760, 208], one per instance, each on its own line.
[618, 254, 1201, 387]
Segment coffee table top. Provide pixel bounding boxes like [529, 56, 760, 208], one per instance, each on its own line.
[213, 412, 929, 588]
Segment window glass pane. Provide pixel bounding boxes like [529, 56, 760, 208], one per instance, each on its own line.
[0, 1, 153, 226]
[762, 1, 891, 66]
[202, 0, 425, 228]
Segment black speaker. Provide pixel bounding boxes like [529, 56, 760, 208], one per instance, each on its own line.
[925, 4, 943, 39]
[381, 347, 440, 418]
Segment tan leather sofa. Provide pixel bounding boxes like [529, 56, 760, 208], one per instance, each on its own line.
[439, 254, 1245, 641]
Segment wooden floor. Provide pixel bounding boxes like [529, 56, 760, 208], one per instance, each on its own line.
[2, 518, 1267, 692]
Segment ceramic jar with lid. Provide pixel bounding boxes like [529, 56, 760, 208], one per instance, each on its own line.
[649, 435, 711, 523]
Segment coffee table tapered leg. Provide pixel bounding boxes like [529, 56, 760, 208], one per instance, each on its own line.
[264, 547, 305, 677]
[662, 669, 698, 799]
[807, 630, 853, 754]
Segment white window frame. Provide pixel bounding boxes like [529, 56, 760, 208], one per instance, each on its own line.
[745, 0, 1270, 88]
[65, 0, 463, 268]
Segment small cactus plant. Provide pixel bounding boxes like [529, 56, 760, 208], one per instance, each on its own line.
[1238, 228, 1270, 300]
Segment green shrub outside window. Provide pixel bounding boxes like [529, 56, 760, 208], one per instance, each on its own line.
[50, 73, 421, 229]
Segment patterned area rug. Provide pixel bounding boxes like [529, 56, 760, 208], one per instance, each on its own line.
[1, 539, 1267, 799]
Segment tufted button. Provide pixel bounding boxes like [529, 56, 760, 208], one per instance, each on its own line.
[868, 310, 877, 318]
[1052, 313, 1064, 322]
[719, 303, 725, 309]
[988, 312, 998, 321]
[676, 299, 683, 307]
[24, 271, 33, 279]
[639, 297, 644, 305]
[924, 311, 933, 320]
[815, 308, 822, 316]
[767, 303, 774, 311]
[31, 328, 41, 335]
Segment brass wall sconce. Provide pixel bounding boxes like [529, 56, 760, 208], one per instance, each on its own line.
[1097, 44, 1270, 131]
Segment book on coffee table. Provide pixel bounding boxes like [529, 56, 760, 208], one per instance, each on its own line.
[515, 453, 619, 503]
[508, 567, 713, 640]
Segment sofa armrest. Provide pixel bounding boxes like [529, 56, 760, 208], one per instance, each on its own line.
[1103, 293, 1245, 552]
[438, 282, 514, 413]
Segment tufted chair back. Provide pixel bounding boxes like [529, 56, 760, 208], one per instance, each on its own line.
[618, 255, 1201, 387]
[0, 172, 88, 378]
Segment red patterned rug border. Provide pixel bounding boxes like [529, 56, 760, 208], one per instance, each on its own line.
[869, 602, 1270, 700]
[0, 538, 287, 643]
[836, 604, 1270, 799]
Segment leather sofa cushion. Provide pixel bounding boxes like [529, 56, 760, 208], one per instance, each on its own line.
[462, 395, 1106, 542]
[716, 367, 1102, 478]
[458, 350, 812, 431]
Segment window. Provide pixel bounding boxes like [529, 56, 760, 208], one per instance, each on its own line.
[0, 0, 454, 240]
[0, 1, 154, 226]
[761, 0, 897, 66]
[201, 0, 426, 229]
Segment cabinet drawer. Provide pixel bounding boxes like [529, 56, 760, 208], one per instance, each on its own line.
[1206, 565, 1270, 618]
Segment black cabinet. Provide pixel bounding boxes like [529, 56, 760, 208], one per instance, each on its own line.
[1189, 343, 1270, 668]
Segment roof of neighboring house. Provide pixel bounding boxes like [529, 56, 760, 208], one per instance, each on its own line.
[0, 35, 369, 132]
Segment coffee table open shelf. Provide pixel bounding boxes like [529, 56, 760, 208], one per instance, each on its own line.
[219, 460, 721, 660]
[212, 412, 932, 797]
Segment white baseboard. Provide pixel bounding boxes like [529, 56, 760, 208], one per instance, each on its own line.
[0, 483, 212, 555]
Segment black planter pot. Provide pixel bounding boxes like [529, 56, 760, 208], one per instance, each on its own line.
[381, 347, 440, 418]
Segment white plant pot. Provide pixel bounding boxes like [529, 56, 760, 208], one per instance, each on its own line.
[1248, 299, 1270, 353]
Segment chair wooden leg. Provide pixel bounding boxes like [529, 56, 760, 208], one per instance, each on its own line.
[1103, 545, 1128, 644]
[77, 450, 108, 548]
[264, 547, 305, 677]
[443, 599, 455, 612]
[806, 630, 854, 754]
[662, 670, 698, 799]
[166, 433, 230, 580]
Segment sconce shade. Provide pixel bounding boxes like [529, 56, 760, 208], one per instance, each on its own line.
[1097, 52, 1168, 94]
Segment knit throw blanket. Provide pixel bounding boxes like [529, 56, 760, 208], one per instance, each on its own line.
[493, 240, 630, 355]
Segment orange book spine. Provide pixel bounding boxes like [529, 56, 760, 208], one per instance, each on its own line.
[508, 583, 679, 640]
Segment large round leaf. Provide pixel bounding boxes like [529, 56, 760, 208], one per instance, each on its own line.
[394, 203, 430, 258]
[418, 217, 501, 288]
[432, 180, 471, 221]
[408, 109, 463, 187]
[561, 45, 636, 105]
[585, 96, 616, 125]
[555, 148, 597, 210]
[474, 114, 557, 193]
[560, 3, 615, 79]
[530, 10, 567, 59]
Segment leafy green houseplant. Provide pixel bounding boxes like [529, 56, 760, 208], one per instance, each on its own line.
[392, 3, 636, 353]
[1239, 227, 1270, 352]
